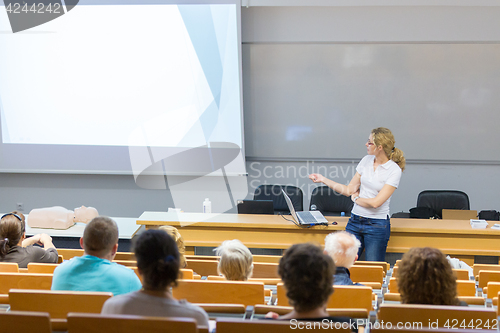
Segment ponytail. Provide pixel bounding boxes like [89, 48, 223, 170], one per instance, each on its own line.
[390, 147, 406, 172]
[0, 238, 9, 257]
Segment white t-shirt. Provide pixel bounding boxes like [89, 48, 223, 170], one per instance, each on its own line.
[351, 155, 402, 219]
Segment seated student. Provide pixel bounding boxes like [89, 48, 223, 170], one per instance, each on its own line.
[214, 239, 253, 281]
[101, 229, 209, 327]
[324, 231, 362, 286]
[398, 247, 465, 306]
[266, 243, 356, 331]
[51, 216, 141, 296]
[0, 211, 58, 268]
[159, 225, 186, 268]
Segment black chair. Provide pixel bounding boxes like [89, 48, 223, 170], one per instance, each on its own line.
[308, 186, 354, 216]
[416, 190, 470, 219]
[253, 185, 303, 215]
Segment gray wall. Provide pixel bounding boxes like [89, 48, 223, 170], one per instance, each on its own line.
[1, 1, 500, 217]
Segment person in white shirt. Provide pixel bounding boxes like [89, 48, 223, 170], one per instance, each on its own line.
[309, 127, 405, 261]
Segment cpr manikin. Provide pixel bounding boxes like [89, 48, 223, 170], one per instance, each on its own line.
[27, 206, 99, 229]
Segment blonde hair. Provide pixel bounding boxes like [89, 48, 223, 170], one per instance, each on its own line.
[215, 239, 253, 281]
[159, 225, 186, 268]
[372, 127, 406, 171]
[324, 231, 360, 268]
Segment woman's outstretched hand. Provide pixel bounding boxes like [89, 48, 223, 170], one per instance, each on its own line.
[309, 173, 324, 183]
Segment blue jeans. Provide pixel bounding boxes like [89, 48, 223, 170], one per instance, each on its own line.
[345, 214, 390, 262]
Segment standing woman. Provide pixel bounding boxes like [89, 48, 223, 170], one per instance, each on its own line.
[309, 127, 405, 261]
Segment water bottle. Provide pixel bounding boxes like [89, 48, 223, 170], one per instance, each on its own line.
[311, 204, 317, 211]
[203, 198, 212, 213]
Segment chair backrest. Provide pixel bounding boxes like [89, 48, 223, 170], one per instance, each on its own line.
[113, 260, 137, 267]
[252, 262, 279, 278]
[113, 252, 136, 261]
[0, 262, 19, 272]
[253, 305, 368, 319]
[254, 185, 303, 214]
[486, 281, 500, 299]
[252, 255, 282, 263]
[353, 261, 389, 275]
[57, 248, 85, 260]
[0, 272, 52, 294]
[9, 289, 112, 318]
[0, 311, 52, 333]
[172, 279, 265, 306]
[388, 277, 398, 293]
[277, 283, 373, 312]
[416, 190, 470, 218]
[216, 317, 350, 333]
[453, 269, 469, 280]
[180, 268, 194, 279]
[478, 270, 500, 289]
[67, 313, 198, 333]
[456, 280, 476, 297]
[349, 265, 384, 284]
[378, 303, 496, 329]
[473, 264, 500, 279]
[27, 263, 58, 274]
[309, 186, 353, 216]
[185, 259, 219, 277]
[193, 303, 246, 315]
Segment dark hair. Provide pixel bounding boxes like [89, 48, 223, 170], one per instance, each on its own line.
[82, 217, 118, 254]
[0, 211, 26, 257]
[398, 247, 459, 306]
[134, 229, 180, 291]
[279, 243, 335, 313]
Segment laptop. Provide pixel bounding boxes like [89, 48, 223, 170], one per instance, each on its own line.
[281, 189, 328, 225]
[237, 200, 274, 215]
[442, 209, 478, 220]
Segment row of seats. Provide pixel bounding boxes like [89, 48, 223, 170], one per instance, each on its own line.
[2, 289, 500, 332]
[254, 185, 475, 218]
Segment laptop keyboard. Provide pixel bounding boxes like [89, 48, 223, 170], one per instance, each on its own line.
[298, 211, 316, 223]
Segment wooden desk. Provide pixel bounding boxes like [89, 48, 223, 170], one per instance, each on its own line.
[137, 212, 500, 263]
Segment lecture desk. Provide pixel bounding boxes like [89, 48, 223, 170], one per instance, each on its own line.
[137, 212, 500, 264]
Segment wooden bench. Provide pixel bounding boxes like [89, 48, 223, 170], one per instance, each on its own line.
[0, 272, 52, 304]
[0, 262, 19, 272]
[9, 289, 112, 331]
[0, 310, 52, 333]
[67, 313, 202, 333]
[27, 263, 58, 274]
[277, 283, 373, 312]
[172, 279, 265, 306]
[349, 265, 384, 289]
[378, 303, 496, 329]
[216, 317, 351, 332]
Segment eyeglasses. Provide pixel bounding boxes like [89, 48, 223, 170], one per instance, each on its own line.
[1, 213, 22, 221]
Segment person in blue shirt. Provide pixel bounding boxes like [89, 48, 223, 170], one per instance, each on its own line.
[51, 216, 141, 295]
[324, 231, 363, 286]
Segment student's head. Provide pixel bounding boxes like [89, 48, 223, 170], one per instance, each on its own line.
[324, 231, 360, 268]
[398, 247, 459, 306]
[159, 225, 186, 268]
[370, 127, 406, 171]
[0, 211, 26, 257]
[214, 239, 253, 281]
[279, 243, 335, 313]
[134, 229, 180, 291]
[81, 217, 118, 259]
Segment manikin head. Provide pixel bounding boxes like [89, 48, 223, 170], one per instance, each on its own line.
[74, 206, 99, 223]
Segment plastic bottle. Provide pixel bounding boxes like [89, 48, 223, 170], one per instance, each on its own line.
[203, 198, 212, 213]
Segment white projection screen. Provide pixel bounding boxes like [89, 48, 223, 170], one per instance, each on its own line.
[0, 0, 245, 179]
